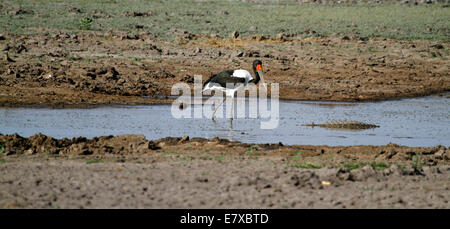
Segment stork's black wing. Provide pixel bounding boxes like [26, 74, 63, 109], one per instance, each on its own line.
[203, 70, 246, 88]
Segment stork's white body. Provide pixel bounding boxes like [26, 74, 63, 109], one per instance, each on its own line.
[202, 60, 265, 121]
[202, 69, 253, 97]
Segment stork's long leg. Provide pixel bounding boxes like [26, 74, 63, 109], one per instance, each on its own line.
[212, 97, 226, 120]
[230, 95, 234, 121]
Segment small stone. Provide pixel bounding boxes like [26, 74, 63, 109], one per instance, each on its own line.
[434, 149, 445, 160]
[231, 30, 239, 39]
[79, 149, 93, 155]
[179, 136, 189, 143]
[27, 40, 38, 45]
[252, 34, 267, 41]
[25, 148, 36, 155]
[148, 141, 161, 150]
[60, 60, 69, 66]
[136, 142, 150, 152]
[196, 177, 209, 183]
[275, 33, 285, 41]
[349, 165, 375, 181]
[431, 44, 444, 49]
[4, 53, 14, 62]
[6, 150, 16, 156]
[232, 50, 243, 58]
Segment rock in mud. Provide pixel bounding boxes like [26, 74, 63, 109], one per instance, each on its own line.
[290, 171, 322, 189]
[4, 53, 14, 62]
[179, 136, 189, 143]
[231, 50, 244, 58]
[10, 9, 34, 15]
[431, 44, 444, 49]
[68, 7, 83, 14]
[124, 11, 156, 17]
[25, 148, 36, 155]
[180, 75, 194, 83]
[136, 141, 154, 152]
[67, 143, 91, 155]
[433, 148, 446, 160]
[231, 30, 239, 39]
[275, 33, 285, 40]
[383, 164, 401, 176]
[5, 148, 16, 156]
[349, 165, 376, 181]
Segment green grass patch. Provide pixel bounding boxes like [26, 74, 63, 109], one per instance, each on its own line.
[412, 153, 425, 170]
[293, 162, 323, 169]
[344, 161, 389, 171]
[181, 156, 193, 162]
[0, 1, 448, 41]
[344, 162, 366, 170]
[0, 159, 5, 164]
[0, 144, 4, 155]
[371, 162, 389, 171]
[246, 144, 258, 156]
[292, 151, 303, 161]
[79, 17, 93, 30]
[286, 151, 322, 169]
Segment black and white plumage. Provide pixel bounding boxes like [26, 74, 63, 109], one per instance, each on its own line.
[202, 60, 266, 120]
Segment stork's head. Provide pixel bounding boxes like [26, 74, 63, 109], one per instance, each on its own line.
[252, 60, 266, 90]
[252, 60, 263, 71]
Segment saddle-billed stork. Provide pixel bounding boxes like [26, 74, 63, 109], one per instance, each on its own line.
[202, 60, 266, 120]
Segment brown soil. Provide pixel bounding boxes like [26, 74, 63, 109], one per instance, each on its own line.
[1, 31, 449, 107]
[1, 133, 449, 208]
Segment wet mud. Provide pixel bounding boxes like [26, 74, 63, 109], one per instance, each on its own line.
[1, 31, 449, 107]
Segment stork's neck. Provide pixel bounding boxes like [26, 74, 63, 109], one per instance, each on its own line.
[250, 66, 260, 84]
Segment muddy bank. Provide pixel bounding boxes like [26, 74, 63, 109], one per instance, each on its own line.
[1, 31, 449, 107]
[0, 133, 449, 209]
[1, 133, 448, 167]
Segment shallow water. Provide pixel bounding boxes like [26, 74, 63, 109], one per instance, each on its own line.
[0, 96, 449, 146]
